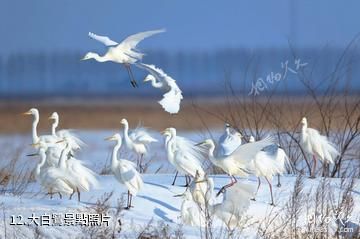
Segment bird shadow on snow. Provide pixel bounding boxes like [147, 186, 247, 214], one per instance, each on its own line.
[154, 207, 174, 223]
[138, 195, 179, 212]
[144, 181, 169, 190]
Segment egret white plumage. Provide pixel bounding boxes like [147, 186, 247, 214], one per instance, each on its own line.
[162, 127, 205, 187]
[217, 123, 242, 157]
[248, 136, 289, 205]
[48, 112, 85, 151]
[120, 118, 157, 173]
[179, 190, 205, 226]
[189, 171, 214, 206]
[300, 117, 339, 178]
[29, 141, 73, 199]
[136, 63, 183, 114]
[56, 138, 99, 201]
[196, 136, 274, 196]
[105, 133, 143, 209]
[209, 182, 255, 229]
[82, 29, 165, 88]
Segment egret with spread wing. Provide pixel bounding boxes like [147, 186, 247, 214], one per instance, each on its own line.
[196, 136, 274, 196]
[136, 63, 183, 114]
[82, 29, 165, 88]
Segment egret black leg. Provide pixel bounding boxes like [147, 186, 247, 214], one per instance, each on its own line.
[251, 177, 261, 201]
[216, 176, 237, 197]
[277, 174, 281, 187]
[265, 177, 275, 206]
[310, 155, 316, 178]
[172, 171, 178, 186]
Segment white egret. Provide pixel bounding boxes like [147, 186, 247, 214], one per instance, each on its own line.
[105, 133, 143, 209]
[136, 63, 183, 114]
[217, 123, 242, 157]
[56, 138, 99, 201]
[82, 29, 165, 88]
[48, 112, 85, 151]
[196, 136, 274, 196]
[29, 141, 73, 199]
[189, 171, 214, 206]
[274, 144, 291, 187]
[300, 117, 339, 178]
[120, 118, 157, 172]
[179, 190, 205, 227]
[162, 128, 205, 187]
[248, 136, 289, 205]
[210, 182, 255, 229]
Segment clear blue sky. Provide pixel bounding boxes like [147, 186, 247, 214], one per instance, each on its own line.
[0, 0, 359, 55]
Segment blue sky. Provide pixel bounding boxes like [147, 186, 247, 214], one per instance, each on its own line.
[0, 0, 359, 55]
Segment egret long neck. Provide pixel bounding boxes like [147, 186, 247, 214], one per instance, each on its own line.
[36, 150, 47, 178]
[123, 123, 132, 148]
[51, 118, 59, 136]
[149, 78, 163, 88]
[58, 146, 70, 169]
[207, 143, 216, 163]
[93, 53, 109, 62]
[32, 113, 40, 143]
[166, 136, 175, 163]
[111, 141, 121, 169]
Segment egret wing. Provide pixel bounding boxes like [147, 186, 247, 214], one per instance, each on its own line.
[117, 29, 165, 51]
[231, 136, 274, 163]
[88, 32, 118, 46]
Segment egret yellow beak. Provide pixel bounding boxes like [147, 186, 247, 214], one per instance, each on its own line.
[22, 111, 32, 115]
[48, 116, 54, 120]
[56, 140, 65, 144]
[26, 153, 39, 157]
[30, 142, 40, 147]
[195, 142, 204, 146]
[105, 136, 115, 141]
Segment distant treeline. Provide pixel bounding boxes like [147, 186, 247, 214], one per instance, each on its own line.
[0, 48, 359, 98]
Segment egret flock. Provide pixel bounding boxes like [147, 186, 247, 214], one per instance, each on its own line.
[22, 29, 340, 227]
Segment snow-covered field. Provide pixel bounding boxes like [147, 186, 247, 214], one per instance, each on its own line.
[0, 130, 359, 238]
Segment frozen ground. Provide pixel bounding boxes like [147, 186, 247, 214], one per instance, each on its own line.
[0, 130, 359, 238]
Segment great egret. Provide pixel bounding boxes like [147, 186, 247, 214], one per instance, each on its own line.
[179, 190, 205, 227]
[189, 171, 214, 206]
[48, 112, 85, 151]
[217, 123, 242, 157]
[82, 29, 165, 88]
[300, 117, 339, 178]
[120, 118, 157, 173]
[136, 63, 183, 114]
[56, 138, 99, 201]
[248, 136, 288, 205]
[196, 136, 274, 196]
[273, 145, 291, 187]
[162, 128, 205, 187]
[105, 133, 143, 209]
[29, 141, 73, 199]
[210, 182, 255, 229]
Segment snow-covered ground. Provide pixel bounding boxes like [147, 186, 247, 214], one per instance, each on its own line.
[0, 130, 359, 238]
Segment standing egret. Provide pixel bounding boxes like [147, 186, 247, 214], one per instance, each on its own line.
[162, 127, 205, 186]
[105, 133, 143, 209]
[189, 171, 214, 206]
[217, 123, 242, 157]
[274, 144, 291, 187]
[196, 136, 274, 196]
[56, 138, 99, 201]
[82, 29, 165, 88]
[162, 128, 205, 187]
[136, 63, 183, 114]
[300, 117, 339, 178]
[120, 118, 157, 173]
[248, 136, 286, 205]
[29, 141, 73, 199]
[48, 112, 85, 151]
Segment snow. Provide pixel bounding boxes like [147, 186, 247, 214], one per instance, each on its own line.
[0, 130, 359, 238]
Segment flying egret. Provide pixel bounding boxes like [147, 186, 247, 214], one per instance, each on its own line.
[29, 141, 73, 199]
[162, 128, 205, 187]
[162, 127, 205, 186]
[136, 63, 183, 114]
[105, 133, 143, 209]
[82, 29, 165, 88]
[300, 117, 339, 178]
[48, 112, 85, 151]
[120, 118, 157, 173]
[196, 136, 274, 196]
[56, 138, 99, 201]
[217, 123, 242, 157]
[248, 136, 289, 205]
